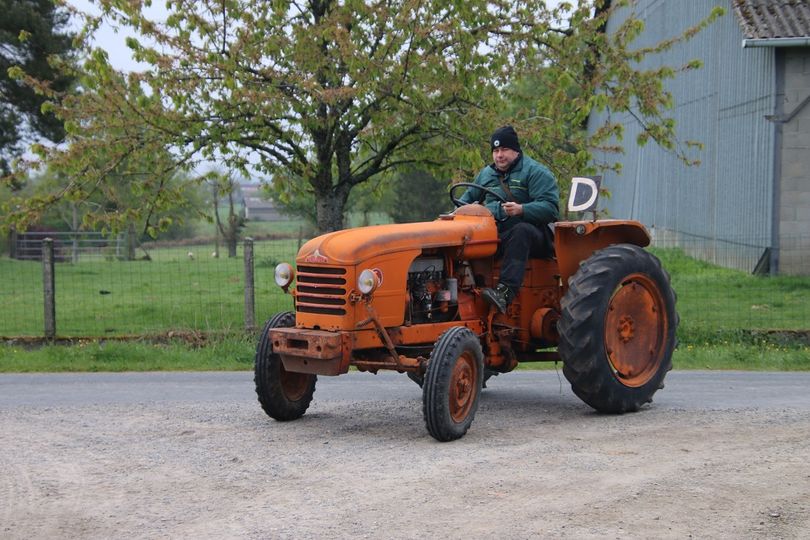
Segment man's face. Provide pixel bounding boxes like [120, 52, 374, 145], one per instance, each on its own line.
[492, 147, 519, 171]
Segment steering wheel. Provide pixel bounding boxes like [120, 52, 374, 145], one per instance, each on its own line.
[448, 182, 509, 222]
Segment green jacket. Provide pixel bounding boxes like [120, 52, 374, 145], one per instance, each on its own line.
[459, 154, 560, 233]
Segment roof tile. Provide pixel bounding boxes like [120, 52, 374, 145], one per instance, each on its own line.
[732, 0, 810, 39]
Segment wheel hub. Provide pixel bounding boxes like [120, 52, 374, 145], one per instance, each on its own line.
[604, 274, 667, 387]
[280, 367, 311, 401]
[449, 353, 477, 422]
[455, 377, 470, 397]
[617, 315, 635, 343]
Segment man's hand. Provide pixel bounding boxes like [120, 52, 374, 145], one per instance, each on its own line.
[501, 202, 523, 217]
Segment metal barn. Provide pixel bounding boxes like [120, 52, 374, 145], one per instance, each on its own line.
[588, 0, 810, 275]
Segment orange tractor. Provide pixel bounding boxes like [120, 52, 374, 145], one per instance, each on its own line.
[255, 183, 678, 441]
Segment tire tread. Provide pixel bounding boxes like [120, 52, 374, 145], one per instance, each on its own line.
[558, 244, 678, 413]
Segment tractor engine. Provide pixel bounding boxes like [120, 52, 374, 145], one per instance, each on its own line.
[406, 257, 457, 324]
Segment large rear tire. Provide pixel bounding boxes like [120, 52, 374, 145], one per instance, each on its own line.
[254, 311, 317, 421]
[422, 327, 484, 441]
[558, 244, 678, 413]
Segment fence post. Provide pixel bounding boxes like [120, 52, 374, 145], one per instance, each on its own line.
[42, 238, 56, 339]
[9, 227, 17, 259]
[244, 237, 255, 331]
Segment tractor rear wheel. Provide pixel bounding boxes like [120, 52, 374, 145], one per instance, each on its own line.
[422, 327, 484, 442]
[558, 244, 678, 413]
[254, 311, 317, 421]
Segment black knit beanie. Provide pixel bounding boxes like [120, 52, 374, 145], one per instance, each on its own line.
[490, 125, 521, 153]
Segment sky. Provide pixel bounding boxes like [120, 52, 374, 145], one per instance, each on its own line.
[67, 0, 160, 72]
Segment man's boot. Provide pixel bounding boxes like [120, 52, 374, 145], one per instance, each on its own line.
[481, 283, 515, 314]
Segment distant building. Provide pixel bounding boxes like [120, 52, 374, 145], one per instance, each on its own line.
[589, 0, 810, 275]
[240, 183, 286, 221]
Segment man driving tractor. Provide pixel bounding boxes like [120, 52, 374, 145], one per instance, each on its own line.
[256, 124, 677, 442]
[459, 125, 560, 313]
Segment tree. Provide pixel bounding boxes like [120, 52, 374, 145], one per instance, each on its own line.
[16, 153, 203, 259]
[1, 0, 75, 179]
[4, 0, 723, 234]
[4, 58, 202, 235]
[384, 170, 451, 223]
[208, 171, 245, 258]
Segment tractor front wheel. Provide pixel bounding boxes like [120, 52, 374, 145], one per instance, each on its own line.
[422, 327, 484, 441]
[254, 311, 317, 421]
[558, 244, 678, 413]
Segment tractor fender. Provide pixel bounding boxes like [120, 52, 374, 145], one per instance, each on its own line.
[554, 220, 651, 290]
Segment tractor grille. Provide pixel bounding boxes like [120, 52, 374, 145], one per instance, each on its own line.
[295, 265, 348, 315]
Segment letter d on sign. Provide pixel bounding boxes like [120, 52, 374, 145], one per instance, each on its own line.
[567, 176, 601, 213]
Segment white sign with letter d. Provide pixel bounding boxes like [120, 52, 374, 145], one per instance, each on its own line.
[567, 176, 602, 213]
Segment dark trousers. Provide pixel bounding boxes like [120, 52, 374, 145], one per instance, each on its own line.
[497, 222, 554, 292]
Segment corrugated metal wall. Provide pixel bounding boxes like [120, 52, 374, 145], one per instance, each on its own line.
[589, 0, 776, 271]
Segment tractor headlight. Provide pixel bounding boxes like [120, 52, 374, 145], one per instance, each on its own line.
[274, 263, 295, 288]
[357, 268, 381, 295]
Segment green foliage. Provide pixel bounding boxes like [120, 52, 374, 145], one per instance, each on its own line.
[0, 0, 77, 177]
[383, 170, 452, 223]
[501, 2, 725, 206]
[2, 64, 205, 237]
[3, 0, 723, 235]
[6, 165, 205, 242]
[142, 181, 206, 241]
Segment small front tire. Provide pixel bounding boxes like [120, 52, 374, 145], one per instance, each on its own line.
[254, 311, 317, 421]
[422, 327, 484, 441]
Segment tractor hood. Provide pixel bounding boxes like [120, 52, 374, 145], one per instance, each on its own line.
[296, 205, 499, 266]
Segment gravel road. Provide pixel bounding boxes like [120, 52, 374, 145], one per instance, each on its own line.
[2, 370, 809, 539]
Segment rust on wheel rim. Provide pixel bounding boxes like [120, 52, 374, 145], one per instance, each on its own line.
[604, 273, 667, 388]
[449, 352, 477, 423]
[280, 365, 311, 401]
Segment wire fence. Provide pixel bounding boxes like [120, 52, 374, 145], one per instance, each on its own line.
[9, 230, 132, 263]
[649, 234, 810, 341]
[1, 232, 808, 342]
[1, 235, 301, 338]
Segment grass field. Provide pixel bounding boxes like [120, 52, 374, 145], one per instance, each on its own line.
[0, 238, 300, 337]
[652, 248, 810, 342]
[1, 335, 807, 372]
[1, 214, 394, 338]
[2, 245, 807, 339]
[1, 245, 809, 372]
[0, 335, 257, 372]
